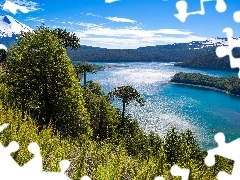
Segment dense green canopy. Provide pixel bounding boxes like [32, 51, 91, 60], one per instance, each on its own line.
[5, 26, 91, 138]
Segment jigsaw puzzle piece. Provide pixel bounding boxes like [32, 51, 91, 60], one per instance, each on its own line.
[0, 141, 20, 178]
[81, 175, 92, 180]
[175, 0, 188, 22]
[21, 142, 42, 173]
[171, 165, 190, 180]
[217, 171, 236, 180]
[233, 11, 240, 23]
[175, 0, 227, 22]
[154, 176, 165, 180]
[215, 0, 227, 13]
[0, 123, 9, 132]
[205, 132, 240, 179]
[216, 28, 240, 77]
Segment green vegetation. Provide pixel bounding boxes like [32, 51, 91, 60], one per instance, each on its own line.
[0, 26, 234, 179]
[174, 49, 240, 71]
[108, 86, 145, 125]
[4, 26, 91, 138]
[171, 72, 240, 96]
[68, 45, 215, 62]
[74, 63, 96, 85]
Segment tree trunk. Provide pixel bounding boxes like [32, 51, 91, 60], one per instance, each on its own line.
[98, 99, 104, 141]
[122, 101, 126, 127]
[84, 72, 86, 85]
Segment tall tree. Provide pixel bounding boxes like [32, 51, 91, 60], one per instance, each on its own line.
[51, 28, 80, 50]
[74, 63, 96, 85]
[108, 86, 145, 125]
[0, 49, 7, 63]
[5, 26, 91, 138]
[83, 81, 120, 141]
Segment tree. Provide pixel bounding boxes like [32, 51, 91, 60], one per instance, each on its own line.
[108, 86, 145, 124]
[0, 49, 7, 63]
[51, 28, 80, 50]
[5, 26, 91, 138]
[74, 63, 96, 85]
[83, 81, 120, 141]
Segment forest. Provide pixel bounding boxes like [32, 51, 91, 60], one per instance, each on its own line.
[174, 48, 240, 71]
[0, 26, 234, 179]
[67, 44, 215, 63]
[171, 72, 240, 96]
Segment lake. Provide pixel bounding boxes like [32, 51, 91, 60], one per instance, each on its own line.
[85, 62, 240, 150]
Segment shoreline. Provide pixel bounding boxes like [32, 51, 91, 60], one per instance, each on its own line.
[167, 81, 233, 95]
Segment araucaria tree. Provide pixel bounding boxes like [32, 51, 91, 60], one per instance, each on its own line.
[5, 26, 91, 137]
[74, 63, 96, 85]
[108, 86, 145, 124]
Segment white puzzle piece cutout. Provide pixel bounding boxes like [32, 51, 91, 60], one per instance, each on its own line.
[215, 28, 240, 77]
[233, 11, 240, 23]
[154, 165, 190, 180]
[0, 123, 93, 180]
[175, 0, 227, 22]
[171, 165, 190, 180]
[205, 132, 240, 180]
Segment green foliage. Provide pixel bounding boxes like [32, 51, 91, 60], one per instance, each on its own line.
[4, 25, 91, 138]
[0, 99, 234, 179]
[82, 81, 120, 141]
[174, 49, 240, 71]
[74, 63, 96, 85]
[108, 86, 145, 124]
[0, 25, 235, 179]
[0, 101, 76, 172]
[68, 44, 215, 62]
[171, 72, 240, 96]
[51, 28, 80, 50]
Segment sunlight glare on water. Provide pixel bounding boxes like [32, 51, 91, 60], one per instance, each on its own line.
[87, 62, 239, 149]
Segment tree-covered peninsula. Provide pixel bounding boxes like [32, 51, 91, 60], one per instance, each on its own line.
[171, 72, 240, 96]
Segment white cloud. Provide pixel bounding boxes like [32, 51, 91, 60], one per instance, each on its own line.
[105, 0, 119, 3]
[2, 0, 41, 14]
[25, 16, 45, 22]
[76, 22, 103, 28]
[106, 17, 136, 23]
[156, 29, 192, 35]
[74, 26, 207, 49]
[85, 12, 102, 18]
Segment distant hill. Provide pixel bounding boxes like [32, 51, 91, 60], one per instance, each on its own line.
[174, 48, 240, 71]
[67, 44, 216, 63]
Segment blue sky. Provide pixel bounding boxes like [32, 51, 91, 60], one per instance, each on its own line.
[0, 0, 240, 49]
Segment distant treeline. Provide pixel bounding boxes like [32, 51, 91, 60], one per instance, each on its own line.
[68, 44, 215, 62]
[171, 72, 240, 96]
[174, 48, 240, 71]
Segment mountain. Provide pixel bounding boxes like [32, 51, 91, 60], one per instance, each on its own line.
[0, 15, 238, 63]
[0, 15, 32, 37]
[0, 15, 32, 47]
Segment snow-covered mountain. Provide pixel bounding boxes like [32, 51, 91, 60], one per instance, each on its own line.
[0, 15, 238, 50]
[0, 15, 32, 38]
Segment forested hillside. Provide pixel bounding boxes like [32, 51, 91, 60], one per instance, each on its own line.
[67, 44, 215, 62]
[174, 48, 240, 71]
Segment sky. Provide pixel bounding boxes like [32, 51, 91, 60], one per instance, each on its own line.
[0, 0, 240, 49]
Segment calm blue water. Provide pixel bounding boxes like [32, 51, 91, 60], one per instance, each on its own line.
[86, 62, 240, 150]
